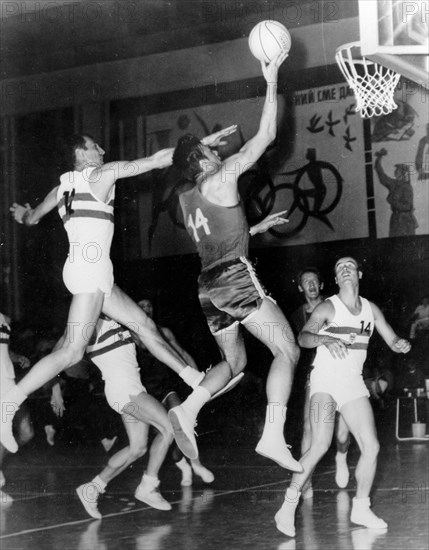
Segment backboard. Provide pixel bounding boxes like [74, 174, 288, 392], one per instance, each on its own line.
[358, 0, 429, 88]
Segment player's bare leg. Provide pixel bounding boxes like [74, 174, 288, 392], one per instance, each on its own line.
[242, 298, 301, 472]
[1, 291, 104, 452]
[335, 413, 351, 488]
[275, 392, 335, 536]
[169, 323, 245, 459]
[341, 397, 386, 529]
[77, 392, 173, 518]
[102, 286, 204, 388]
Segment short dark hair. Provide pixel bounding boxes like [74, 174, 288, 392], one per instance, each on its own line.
[333, 256, 361, 274]
[173, 134, 206, 181]
[296, 267, 322, 286]
[65, 134, 93, 169]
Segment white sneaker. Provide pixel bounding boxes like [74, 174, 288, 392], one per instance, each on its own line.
[209, 373, 245, 401]
[0, 470, 5, 488]
[76, 483, 102, 519]
[191, 461, 215, 484]
[175, 458, 193, 487]
[351, 497, 388, 529]
[135, 480, 172, 511]
[274, 500, 298, 537]
[168, 405, 198, 460]
[0, 417, 18, 453]
[335, 452, 350, 488]
[44, 425, 56, 446]
[255, 438, 303, 473]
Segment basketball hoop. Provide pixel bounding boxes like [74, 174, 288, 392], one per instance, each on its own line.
[335, 42, 401, 118]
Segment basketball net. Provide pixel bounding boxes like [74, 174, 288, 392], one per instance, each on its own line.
[335, 42, 401, 118]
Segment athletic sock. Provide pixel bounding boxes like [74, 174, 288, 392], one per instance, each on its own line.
[182, 386, 211, 417]
[179, 366, 205, 389]
[91, 475, 107, 493]
[261, 404, 287, 440]
[141, 473, 158, 487]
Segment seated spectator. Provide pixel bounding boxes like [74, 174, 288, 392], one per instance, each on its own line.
[394, 357, 426, 393]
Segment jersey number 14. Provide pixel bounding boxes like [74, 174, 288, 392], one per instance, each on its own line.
[188, 208, 211, 242]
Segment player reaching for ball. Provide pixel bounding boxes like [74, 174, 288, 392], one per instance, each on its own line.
[2, 126, 236, 454]
[169, 50, 303, 473]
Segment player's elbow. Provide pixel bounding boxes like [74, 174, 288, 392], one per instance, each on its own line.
[298, 332, 313, 348]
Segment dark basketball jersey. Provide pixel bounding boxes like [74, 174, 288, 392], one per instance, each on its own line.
[179, 186, 249, 270]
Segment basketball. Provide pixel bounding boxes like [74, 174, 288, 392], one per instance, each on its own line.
[248, 20, 291, 63]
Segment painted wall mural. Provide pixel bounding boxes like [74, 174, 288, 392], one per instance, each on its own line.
[372, 83, 429, 238]
[127, 81, 428, 259]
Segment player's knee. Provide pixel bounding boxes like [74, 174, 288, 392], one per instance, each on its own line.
[311, 437, 331, 457]
[362, 438, 380, 459]
[129, 443, 148, 460]
[159, 422, 174, 442]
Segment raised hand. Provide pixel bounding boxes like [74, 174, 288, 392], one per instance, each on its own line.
[202, 125, 238, 148]
[261, 50, 289, 84]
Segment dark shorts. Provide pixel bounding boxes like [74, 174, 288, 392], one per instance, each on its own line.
[198, 256, 270, 334]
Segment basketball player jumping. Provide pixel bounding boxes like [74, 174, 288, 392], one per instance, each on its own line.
[168, 50, 303, 472]
[2, 127, 236, 454]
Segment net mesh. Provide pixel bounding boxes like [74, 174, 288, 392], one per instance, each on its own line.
[335, 42, 401, 118]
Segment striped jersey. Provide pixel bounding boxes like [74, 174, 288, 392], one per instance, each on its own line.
[0, 312, 15, 381]
[86, 314, 134, 361]
[179, 186, 249, 271]
[57, 167, 115, 266]
[313, 295, 374, 375]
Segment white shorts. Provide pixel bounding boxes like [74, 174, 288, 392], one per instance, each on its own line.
[91, 344, 146, 413]
[63, 259, 114, 296]
[309, 367, 369, 411]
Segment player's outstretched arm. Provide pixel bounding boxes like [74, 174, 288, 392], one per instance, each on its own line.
[10, 185, 59, 226]
[374, 149, 396, 189]
[220, 50, 288, 182]
[90, 126, 239, 199]
[371, 302, 411, 354]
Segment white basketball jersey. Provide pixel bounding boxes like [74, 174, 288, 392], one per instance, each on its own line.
[313, 294, 374, 375]
[57, 168, 115, 267]
[86, 315, 138, 379]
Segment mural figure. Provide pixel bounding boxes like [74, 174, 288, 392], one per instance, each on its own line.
[415, 123, 429, 180]
[374, 148, 418, 237]
[372, 99, 417, 142]
[269, 148, 343, 238]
